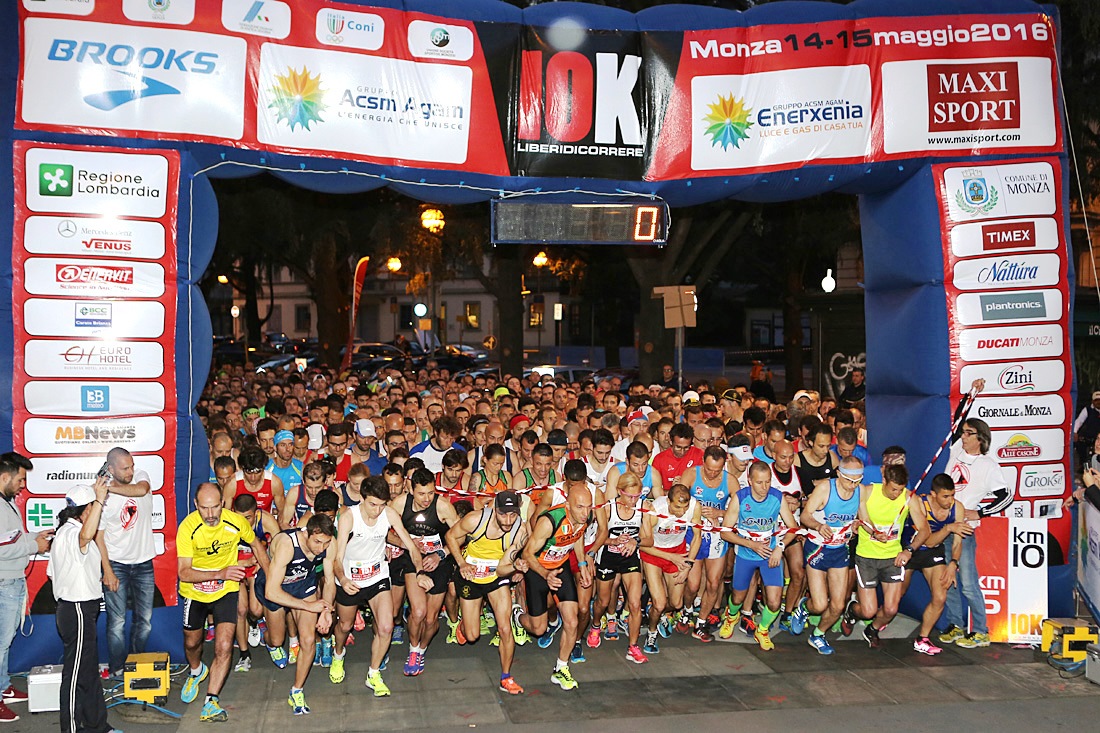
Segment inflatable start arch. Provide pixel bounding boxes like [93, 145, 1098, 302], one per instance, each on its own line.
[0, 0, 1075, 665]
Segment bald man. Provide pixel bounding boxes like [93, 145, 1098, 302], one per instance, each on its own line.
[177, 483, 269, 721]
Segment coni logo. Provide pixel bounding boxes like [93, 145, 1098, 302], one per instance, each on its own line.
[39, 164, 74, 197]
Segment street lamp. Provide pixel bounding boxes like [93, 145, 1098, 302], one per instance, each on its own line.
[420, 208, 445, 234]
[532, 250, 549, 268]
[821, 268, 837, 293]
[386, 257, 402, 273]
[217, 274, 229, 284]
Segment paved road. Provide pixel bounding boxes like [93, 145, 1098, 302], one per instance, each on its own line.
[13, 615, 1093, 733]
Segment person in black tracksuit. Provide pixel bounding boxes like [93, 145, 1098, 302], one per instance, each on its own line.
[47, 478, 118, 733]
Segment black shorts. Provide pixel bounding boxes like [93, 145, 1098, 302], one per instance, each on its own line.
[524, 565, 578, 617]
[595, 549, 641, 581]
[335, 580, 392, 608]
[907, 545, 947, 571]
[457, 576, 510, 601]
[182, 592, 238, 631]
[847, 536, 859, 569]
[392, 554, 455, 595]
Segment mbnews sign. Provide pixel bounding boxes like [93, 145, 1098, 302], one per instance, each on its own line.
[14, 2, 1062, 180]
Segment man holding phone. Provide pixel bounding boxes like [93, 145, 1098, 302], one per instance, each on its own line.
[0, 452, 49, 723]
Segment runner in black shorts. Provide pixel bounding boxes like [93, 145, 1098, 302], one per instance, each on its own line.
[900, 474, 970, 655]
[587, 472, 647, 663]
[516, 477, 593, 691]
[388, 468, 460, 676]
[255, 516, 337, 715]
[446, 491, 530, 695]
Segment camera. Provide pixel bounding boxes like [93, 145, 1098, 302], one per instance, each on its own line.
[96, 462, 112, 480]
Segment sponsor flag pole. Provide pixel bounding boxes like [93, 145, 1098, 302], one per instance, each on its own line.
[341, 257, 370, 372]
[912, 386, 978, 493]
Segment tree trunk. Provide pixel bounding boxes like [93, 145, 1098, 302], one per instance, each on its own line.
[306, 230, 352, 369]
[782, 263, 805, 397]
[494, 248, 525, 377]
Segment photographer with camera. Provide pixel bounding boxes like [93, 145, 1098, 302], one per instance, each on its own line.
[95, 447, 155, 679]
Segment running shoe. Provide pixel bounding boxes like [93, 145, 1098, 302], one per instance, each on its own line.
[455, 621, 468, 645]
[718, 612, 738, 640]
[807, 633, 834, 655]
[840, 600, 858, 637]
[288, 689, 310, 715]
[569, 640, 586, 664]
[585, 625, 602, 649]
[480, 613, 493, 636]
[512, 616, 531, 647]
[365, 670, 391, 697]
[181, 664, 208, 704]
[777, 615, 794, 637]
[938, 624, 965, 644]
[604, 616, 619, 641]
[490, 633, 501, 647]
[288, 640, 300, 665]
[446, 618, 459, 644]
[204, 623, 215, 643]
[643, 632, 659, 655]
[199, 696, 228, 722]
[380, 653, 389, 672]
[234, 655, 251, 673]
[392, 625, 406, 646]
[789, 600, 809, 636]
[625, 644, 649, 664]
[863, 623, 882, 649]
[550, 665, 578, 691]
[956, 632, 990, 648]
[354, 610, 366, 632]
[320, 636, 333, 667]
[913, 636, 943, 656]
[345, 633, 355, 647]
[403, 651, 424, 677]
[657, 614, 673, 639]
[691, 624, 714, 643]
[739, 613, 758, 638]
[312, 641, 322, 667]
[247, 623, 261, 648]
[499, 676, 524, 695]
[537, 615, 562, 650]
[329, 656, 346, 684]
[268, 645, 288, 669]
[754, 627, 775, 651]
[675, 613, 693, 634]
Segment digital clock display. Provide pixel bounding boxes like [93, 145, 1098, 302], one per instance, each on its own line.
[491, 201, 669, 245]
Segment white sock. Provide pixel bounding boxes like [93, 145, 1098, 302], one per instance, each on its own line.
[554, 658, 567, 671]
[289, 636, 298, 646]
[190, 665, 202, 676]
[410, 645, 425, 654]
[333, 650, 345, 660]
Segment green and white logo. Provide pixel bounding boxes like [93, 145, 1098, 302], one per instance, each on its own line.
[25, 501, 57, 530]
[39, 164, 74, 197]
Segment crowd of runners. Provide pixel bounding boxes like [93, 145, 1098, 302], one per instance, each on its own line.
[177, 358, 1006, 721]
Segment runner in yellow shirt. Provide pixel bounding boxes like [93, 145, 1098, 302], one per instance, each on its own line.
[177, 483, 269, 722]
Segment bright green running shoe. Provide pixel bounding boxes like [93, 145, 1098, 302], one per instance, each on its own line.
[365, 670, 391, 697]
[329, 656, 345, 684]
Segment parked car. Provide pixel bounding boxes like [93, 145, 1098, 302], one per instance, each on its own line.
[591, 367, 642, 391]
[526, 364, 595, 384]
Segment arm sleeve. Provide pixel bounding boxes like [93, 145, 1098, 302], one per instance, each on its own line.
[977, 463, 1012, 517]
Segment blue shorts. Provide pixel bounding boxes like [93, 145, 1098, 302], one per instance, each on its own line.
[804, 541, 850, 571]
[693, 529, 727, 561]
[732, 554, 783, 591]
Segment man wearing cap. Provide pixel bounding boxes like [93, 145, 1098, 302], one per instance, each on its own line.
[49, 477, 120, 733]
[267, 430, 304, 500]
[446, 490, 530, 694]
[409, 416, 463, 474]
[349, 419, 386, 477]
[719, 389, 743, 425]
[1073, 391, 1100, 470]
[96, 447, 156, 679]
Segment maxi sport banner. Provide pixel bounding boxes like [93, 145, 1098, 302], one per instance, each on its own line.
[0, 0, 1076, 665]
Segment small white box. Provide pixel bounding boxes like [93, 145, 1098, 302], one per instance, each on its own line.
[28, 664, 61, 713]
[1087, 643, 1100, 686]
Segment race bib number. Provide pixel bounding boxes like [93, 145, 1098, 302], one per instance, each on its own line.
[350, 561, 382, 583]
[873, 524, 899, 542]
[387, 542, 404, 559]
[542, 545, 570, 565]
[413, 534, 443, 555]
[194, 579, 225, 593]
[467, 557, 498, 580]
